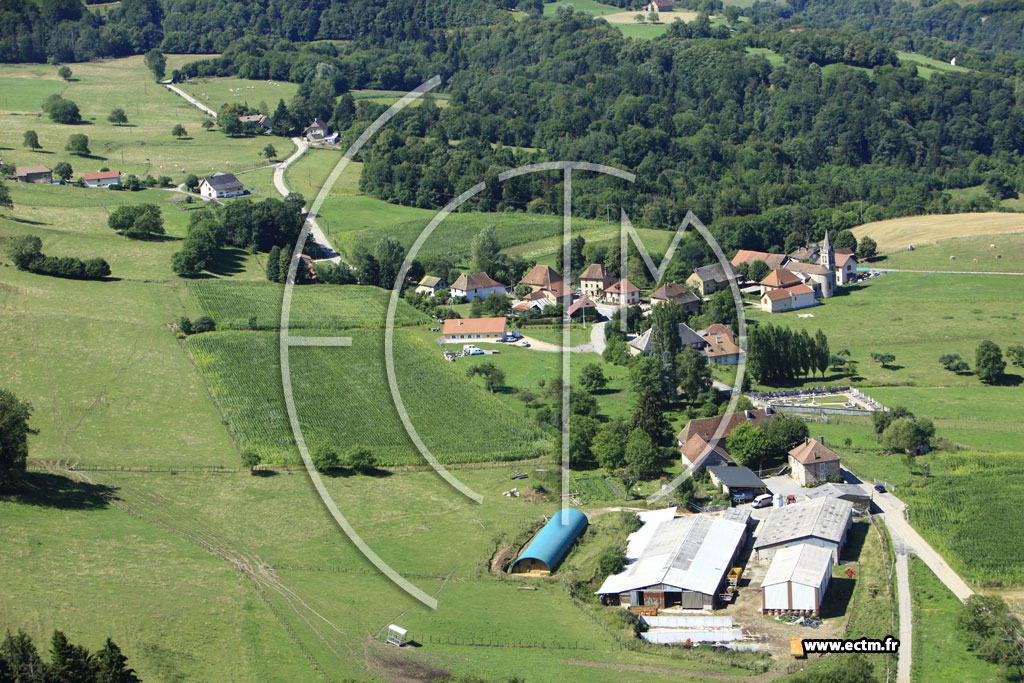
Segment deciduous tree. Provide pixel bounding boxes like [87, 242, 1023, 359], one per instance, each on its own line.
[0, 389, 35, 491]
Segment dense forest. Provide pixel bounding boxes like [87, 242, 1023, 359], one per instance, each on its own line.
[183, 13, 1023, 252]
[3, 0, 1024, 253]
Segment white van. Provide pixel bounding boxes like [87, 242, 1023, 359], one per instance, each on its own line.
[462, 345, 484, 355]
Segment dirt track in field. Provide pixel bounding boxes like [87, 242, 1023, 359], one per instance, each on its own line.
[853, 212, 1024, 251]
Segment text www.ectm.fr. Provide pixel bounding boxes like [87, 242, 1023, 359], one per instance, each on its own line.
[802, 637, 900, 653]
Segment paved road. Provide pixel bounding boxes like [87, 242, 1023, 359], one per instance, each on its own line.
[844, 467, 974, 602]
[164, 84, 218, 118]
[887, 524, 913, 683]
[875, 268, 1024, 276]
[273, 137, 342, 263]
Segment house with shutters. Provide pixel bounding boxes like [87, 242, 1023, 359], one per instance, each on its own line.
[82, 170, 121, 188]
[450, 272, 508, 301]
[698, 324, 744, 365]
[578, 263, 615, 299]
[603, 278, 640, 306]
[788, 437, 841, 486]
[199, 172, 245, 199]
[687, 262, 739, 296]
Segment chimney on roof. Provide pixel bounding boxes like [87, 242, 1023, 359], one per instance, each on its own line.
[817, 435, 825, 444]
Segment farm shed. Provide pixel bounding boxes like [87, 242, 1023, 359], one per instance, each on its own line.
[754, 497, 854, 564]
[804, 483, 871, 515]
[441, 316, 507, 343]
[760, 543, 833, 615]
[509, 508, 588, 575]
[707, 466, 769, 499]
[596, 514, 747, 611]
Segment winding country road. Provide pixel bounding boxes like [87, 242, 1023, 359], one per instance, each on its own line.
[271, 138, 343, 263]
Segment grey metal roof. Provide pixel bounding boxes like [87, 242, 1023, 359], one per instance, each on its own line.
[754, 497, 854, 549]
[693, 262, 738, 284]
[761, 543, 833, 588]
[597, 514, 746, 596]
[804, 483, 870, 501]
[722, 507, 752, 525]
[708, 466, 766, 489]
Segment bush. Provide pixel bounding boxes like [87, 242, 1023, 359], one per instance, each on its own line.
[345, 446, 376, 472]
[4, 235, 109, 280]
[43, 95, 81, 124]
[240, 448, 261, 468]
[192, 315, 216, 333]
[597, 542, 627, 579]
[311, 446, 340, 473]
[178, 317, 193, 335]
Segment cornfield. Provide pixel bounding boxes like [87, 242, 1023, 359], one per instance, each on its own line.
[901, 453, 1024, 583]
[188, 281, 429, 331]
[185, 329, 550, 466]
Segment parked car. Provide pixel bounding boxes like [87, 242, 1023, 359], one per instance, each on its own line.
[521, 341, 530, 347]
[753, 494, 773, 509]
[731, 491, 754, 504]
[874, 484, 886, 493]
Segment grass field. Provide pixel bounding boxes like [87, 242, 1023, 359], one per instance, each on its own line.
[897, 51, 971, 79]
[853, 212, 1024, 251]
[184, 329, 551, 464]
[4, 467, 759, 681]
[841, 520, 899, 680]
[874, 232, 1024, 273]
[909, 557, 1003, 682]
[0, 56, 271, 185]
[188, 281, 429, 331]
[543, 0, 621, 16]
[745, 47, 785, 66]
[174, 77, 300, 115]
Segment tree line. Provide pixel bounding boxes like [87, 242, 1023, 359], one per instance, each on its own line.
[0, 629, 138, 683]
[5, 235, 111, 281]
[747, 323, 831, 384]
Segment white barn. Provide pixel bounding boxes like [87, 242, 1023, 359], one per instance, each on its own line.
[597, 513, 747, 611]
[754, 496, 854, 564]
[760, 543, 833, 615]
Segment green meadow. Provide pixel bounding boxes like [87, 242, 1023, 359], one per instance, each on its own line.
[876, 232, 1024, 273]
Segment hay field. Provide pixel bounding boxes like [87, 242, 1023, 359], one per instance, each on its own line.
[853, 212, 1024, 252]
[603, 9, 698, 23]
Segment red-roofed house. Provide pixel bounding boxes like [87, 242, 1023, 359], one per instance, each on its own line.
[788, 437, 841, 485]
[442, 317, 507, 343]
[760, 284, 818, 313]
[680, 433, 735, 473]
[603, 278, 640, 306]
[758, 268, 803, 294]
[578, 263, 615, 298]
[519, 264, 563, 293]
[82, 170, 121, 188]
[676, 408, 772, 450]
[834, 250, 858, 285]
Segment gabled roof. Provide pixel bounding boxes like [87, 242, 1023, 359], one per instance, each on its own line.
[788, 438, 840, 465]
[708, 465, 766, 489]
[202, 172, 243, 190]
[785, 262, 832, 276]
[763, 283, 815, 302]
[677, 322, 705, 347]
[543, 280, 575, 298]
[82, 170, 120, 181]
[676, 409, 769, 446]
[702, 323, 734, 341]
[788, 246, 818, 262]
[451, 272, 506, 291]
[442, 317, 507, 336]
[835, 252, 857, 267]
[754, 497, 854, 549]
[596, 514, 746, 597]
[760, 269, 803, 289]
[692, 263, 739, 284]
[681, 434, 734, 467]
[566, 295, 598, 316]
[628, 328, 652, 354]
[731, 250, 789, 270]
[417, 275, 445, 288]
[606, 278, 639, 294]
[306, 117, 327, 130]
[579, 263, 612, 281]
[651, 282, 699, 304]
[520, 264, 562, 288]
[762, 543, 833, 588]
[15, 165, 51, 175]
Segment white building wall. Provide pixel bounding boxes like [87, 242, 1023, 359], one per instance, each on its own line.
[763, 583, 790, 611]
[791, 582, 818, 612]
[757, 537, 840, 564]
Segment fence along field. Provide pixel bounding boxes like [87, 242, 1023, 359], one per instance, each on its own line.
[185, 330, 551, 465]
[188, 281, 429, 330]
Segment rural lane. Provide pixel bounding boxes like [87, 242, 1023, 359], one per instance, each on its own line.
[874, 268, 1024, 276]
[886, 520, 913, 683]
[273, 137, 342, 263]
[164, 84, 218, 118]
[519, 321, 606, 354]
